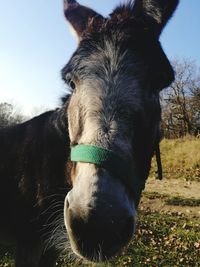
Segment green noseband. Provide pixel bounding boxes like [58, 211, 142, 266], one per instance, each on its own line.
[70, 144, 146, 206]
[71, 145, 129, 173]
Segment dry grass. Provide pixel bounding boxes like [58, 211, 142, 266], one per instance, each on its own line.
[150, 136, 200, 181]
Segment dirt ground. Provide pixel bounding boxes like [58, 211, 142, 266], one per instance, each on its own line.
[141, 177, 200, 218]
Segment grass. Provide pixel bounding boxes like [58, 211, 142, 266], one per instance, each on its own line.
[166, 196, 200, 207]
[56, 210, 200, 267]
[0, 137, 199, 266]
[0, 246, 14, 267]
[1, 210, 199, 267]
[143, 191, 200, 207]
[150, 136, 200, 181]
[143, 191, 169, 200]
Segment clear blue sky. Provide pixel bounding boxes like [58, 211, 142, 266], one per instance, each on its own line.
[0, 0, 199, 115]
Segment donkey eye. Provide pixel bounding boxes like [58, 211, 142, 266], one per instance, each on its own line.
[65, 73, 76, 91]
[69, 80, 76, 90]
[66, 77, 76, 91]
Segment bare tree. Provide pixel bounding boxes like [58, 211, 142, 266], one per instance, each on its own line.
[0, 102, 25, 127]
[161, 59, 200, 138]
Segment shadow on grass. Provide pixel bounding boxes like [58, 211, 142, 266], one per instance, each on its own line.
[165, 196, 200, 207]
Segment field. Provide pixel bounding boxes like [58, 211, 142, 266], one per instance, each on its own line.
[0, 137, 200, 267]
[150, 136, 200, 182]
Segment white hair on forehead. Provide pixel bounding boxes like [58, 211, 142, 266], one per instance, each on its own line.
[67, 34, 146, 155]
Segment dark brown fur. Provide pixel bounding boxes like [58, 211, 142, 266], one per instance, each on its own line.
[0, 106, 71, 266]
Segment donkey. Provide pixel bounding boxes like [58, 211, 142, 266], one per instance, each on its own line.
[0, 0, 179, 266]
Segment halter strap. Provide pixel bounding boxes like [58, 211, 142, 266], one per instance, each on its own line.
[70, 144, 146, 206]
[155, 144, 163, 180]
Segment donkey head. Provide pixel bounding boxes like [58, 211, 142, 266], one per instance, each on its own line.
[62, 0, 179, 261]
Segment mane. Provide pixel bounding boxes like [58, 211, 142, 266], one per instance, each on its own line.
[110, 0, 136, 20]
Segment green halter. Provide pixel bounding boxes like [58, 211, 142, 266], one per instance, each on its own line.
[70, 144, 146, 206]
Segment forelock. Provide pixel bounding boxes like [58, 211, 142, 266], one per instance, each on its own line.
[83, 1, 153, 40]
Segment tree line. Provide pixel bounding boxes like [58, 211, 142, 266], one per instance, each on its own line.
[0, 102, 25, 127]
[0, 58, 200, 138]
[161, 58, 200, 138]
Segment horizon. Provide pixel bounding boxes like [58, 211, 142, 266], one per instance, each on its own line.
[0, 0, 199, 115]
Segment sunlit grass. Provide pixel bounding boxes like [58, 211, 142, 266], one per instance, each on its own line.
[56, 210, 200, 267]
[150, 136, 200, 181]
[1, 137, 199, 266]
[1, 209, 199, 267]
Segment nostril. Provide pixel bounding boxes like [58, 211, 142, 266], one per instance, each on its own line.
[66, 191, 73, 209]
[66, 198, 70, 209]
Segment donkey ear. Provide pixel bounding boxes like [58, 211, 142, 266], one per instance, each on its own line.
[133, 0, 179, 37]
[64, 0, 102, 39]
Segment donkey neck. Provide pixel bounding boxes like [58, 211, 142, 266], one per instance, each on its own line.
[0, 105, 71, 206]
